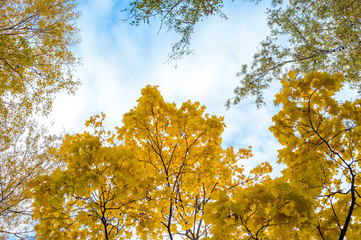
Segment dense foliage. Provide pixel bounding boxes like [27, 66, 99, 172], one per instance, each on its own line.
[1, 0, 360, 239]
[31, 86, 270, 239]
[205, 72, 361, 239]
[0, 0, 79, 238]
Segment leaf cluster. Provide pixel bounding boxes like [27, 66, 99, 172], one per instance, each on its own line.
[31, 85, 271, 240]
[0, 0, 79, 237]
[269, 71, 361, 239]
[0, 0, 80, 121]
[235, 0, 361, 107]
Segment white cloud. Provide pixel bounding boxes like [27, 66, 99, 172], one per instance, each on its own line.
[47, 0, 282, 174]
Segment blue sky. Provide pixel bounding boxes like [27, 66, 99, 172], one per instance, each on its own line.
[46, 0, 283, 175]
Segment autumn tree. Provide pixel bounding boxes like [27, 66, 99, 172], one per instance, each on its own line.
[0, 121, 58, 239]
[0, 0, 79, 119]
[270, 71, 361, 239]
[201, 72, 361, 239]
[30, 120, 146, 239]
[123, 0, 361, 106]
[117, 85, 256, 240]
[0, 0, 79, 148]
[205, 71, 361, 240]
[203, 177, 314, 239]
[0, 0, 79, 237]
[30, 85, 269, 240]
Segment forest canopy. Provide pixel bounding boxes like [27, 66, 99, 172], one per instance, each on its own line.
[1, 0, 361, 239]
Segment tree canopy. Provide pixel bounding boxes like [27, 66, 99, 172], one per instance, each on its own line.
[124, 0, 231, 60]
[271, 71, 361, 239]
[0, 0, 79, 237]
[0, 121, 57, 239]
[203, 72, 361, 239]
[31, 86, 271, 239]
[236, 0, 361, 106]
[31, 76, 361, 239]
[0, 0, 79, 124]
[3, 0, 361, 239]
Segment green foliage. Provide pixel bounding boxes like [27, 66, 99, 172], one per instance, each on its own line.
[123, 0, 361, 107]
[235, 0, 361, 107]
[123, 0, 230, 60]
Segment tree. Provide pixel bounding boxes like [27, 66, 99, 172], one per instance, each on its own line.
[123, 0, 234, 61]
[118, 85, 254, 240]
[30, 124, 145, 239]
[203, 177, 314, 239]
[202, 71, 361, 239]
[123, 0, 361, 106]
[0, 0, 79, 237]
[235, 0, 361, 107]
[0, 0, 80, 154]
[31, 85, 268, 239]
[270, 71, 361, 239]
[0, 120, 57, 239]
[0, 0, 80, 119]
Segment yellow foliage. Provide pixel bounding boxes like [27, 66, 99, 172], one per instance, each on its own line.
[0, 0, 79, 116]
[0, 1, 78, 236]
[31, 85, 252, 239]
[204, 71, 361, 239]
[270, 71, 361, 239]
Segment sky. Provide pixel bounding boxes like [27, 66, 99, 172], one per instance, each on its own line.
[46, 0, 283, 176]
